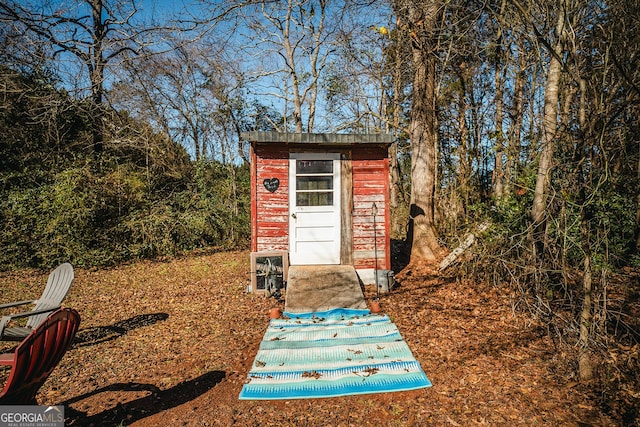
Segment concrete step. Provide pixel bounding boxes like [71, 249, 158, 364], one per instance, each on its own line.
[284, 265, 367, 314]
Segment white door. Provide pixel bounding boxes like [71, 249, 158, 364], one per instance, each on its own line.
[289, 153, 341, 265]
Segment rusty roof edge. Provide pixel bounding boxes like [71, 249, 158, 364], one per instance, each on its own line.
[241, 131, 395, 144]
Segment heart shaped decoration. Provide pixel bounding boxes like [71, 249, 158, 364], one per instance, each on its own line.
[263, 177, 280, 193]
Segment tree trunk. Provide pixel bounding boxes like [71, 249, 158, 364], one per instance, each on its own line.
[305, 0, 326, 133]
[90, 0, 105, 156]
[282, 1, 304, 133]
[389, 25, 405, 238]
[531, 4, 567, 257]
[636, 152, 640, 251]
[492, 0, 507, 201]
[407, 5, 441, 262]
[389, 141, 404, 237]
[457, 64, 471, 213]
[506, 42, 526, 197]
[636, 201, 640, 252]
[577, 75, 593, 380]
[578, 217, 594, 380]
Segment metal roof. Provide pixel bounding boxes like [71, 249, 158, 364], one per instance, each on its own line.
[242, 131, 394, 145]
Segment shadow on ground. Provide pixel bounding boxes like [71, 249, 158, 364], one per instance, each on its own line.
[73, 313, 169, 347]
[64, 370, 225, 426]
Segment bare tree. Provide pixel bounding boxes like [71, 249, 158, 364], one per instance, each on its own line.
[504, 39, 529, 197]
[0, 0, 151, 154]
[393, 0, 444, 262]
[112, 38, 251, 163]
[491, 0, 507, 200]
[204, 0, 360, 133]
[386, 24, 413, 237]
[513, 0, 570, 256]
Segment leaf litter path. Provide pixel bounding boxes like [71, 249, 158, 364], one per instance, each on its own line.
[0, 251, 613, 426]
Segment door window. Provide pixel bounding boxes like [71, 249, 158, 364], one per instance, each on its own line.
[295, 160, 334, 207]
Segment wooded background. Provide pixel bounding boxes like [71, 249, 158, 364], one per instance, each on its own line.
[0, 0, 638, 420]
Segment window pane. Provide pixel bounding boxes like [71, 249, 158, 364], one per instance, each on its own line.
[297, 191, 333, 206]
[297, 176, 333, 191]
[297, 160, 332, 174]
[296, 192, 308, 207]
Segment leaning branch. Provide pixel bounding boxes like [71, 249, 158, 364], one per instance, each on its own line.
[439, 222, 489, 271]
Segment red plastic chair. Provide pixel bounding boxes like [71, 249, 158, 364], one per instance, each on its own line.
[0, 308, 80, 404]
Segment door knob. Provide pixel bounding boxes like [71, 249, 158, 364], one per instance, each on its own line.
[291, 213, 297, 219]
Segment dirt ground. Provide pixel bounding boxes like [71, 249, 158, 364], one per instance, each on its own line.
[0, 250, 623, 426]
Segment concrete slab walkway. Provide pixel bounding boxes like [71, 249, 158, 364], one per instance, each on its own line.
[284, 265, 367, 314]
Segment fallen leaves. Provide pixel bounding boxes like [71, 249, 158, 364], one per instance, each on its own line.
[302, 371, 322, 379]
[361, 367, 379, 377]
[0, 250, 626, 426]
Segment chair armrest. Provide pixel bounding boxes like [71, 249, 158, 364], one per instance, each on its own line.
[2, 306, 60, 321]
[0, 300, 35, 310]
[0, 315, 10, 337]
[0, 306, 60, 335]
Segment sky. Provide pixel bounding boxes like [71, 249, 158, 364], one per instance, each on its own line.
[31, 0, 391, 147]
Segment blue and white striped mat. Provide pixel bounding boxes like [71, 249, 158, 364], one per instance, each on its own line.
[239, 308, 432, 400]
